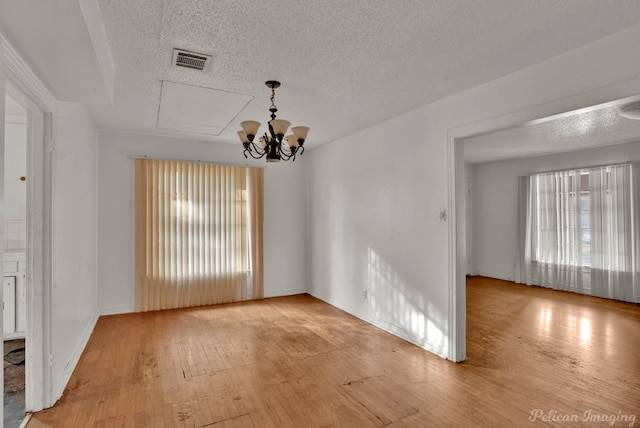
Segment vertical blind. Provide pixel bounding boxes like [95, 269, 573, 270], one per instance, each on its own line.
[135, 159, 263, 312]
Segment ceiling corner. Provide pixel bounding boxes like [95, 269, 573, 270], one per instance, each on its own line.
[0, 0, 115, 105]
[79, 0, 116, 104]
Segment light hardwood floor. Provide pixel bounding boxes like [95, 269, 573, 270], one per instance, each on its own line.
[27, 277, 640, 427]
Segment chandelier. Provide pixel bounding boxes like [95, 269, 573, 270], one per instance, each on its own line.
[237, 81, 310, 162]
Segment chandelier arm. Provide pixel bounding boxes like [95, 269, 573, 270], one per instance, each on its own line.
[279, 144, 298, 160]
[284, 150, 296, 162]
[244, 147, 266, 159]
[279, 150, 293, 161]
[250, 141, 267, 155]
[288, 144, 303, 160]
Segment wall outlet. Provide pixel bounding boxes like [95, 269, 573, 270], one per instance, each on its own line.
[363, 290, 368, 300]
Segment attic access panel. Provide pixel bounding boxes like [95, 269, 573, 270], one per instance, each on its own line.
[157, 81, 252, 136]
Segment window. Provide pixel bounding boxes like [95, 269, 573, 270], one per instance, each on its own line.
[134, 159, 264, 312]
[532, 170, 588, 267]
[578, 173, 590, 266]
[520, 163, 640, 303]
[532, 168, 622, 268]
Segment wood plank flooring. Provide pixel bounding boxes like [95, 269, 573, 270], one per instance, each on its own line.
[27, 277, 640, 427]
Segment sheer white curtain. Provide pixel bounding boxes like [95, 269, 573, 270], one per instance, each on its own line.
[521, 170, 585, 293]
[519, 164, 639, 303]
[590, 164, 637, 301]
[134, 159, 264, 312]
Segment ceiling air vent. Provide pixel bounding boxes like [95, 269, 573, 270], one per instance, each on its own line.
[172, 49, 211, 71]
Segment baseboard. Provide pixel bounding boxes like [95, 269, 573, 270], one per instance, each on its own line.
[370, 315, 448, 359]
[54, 313, 98, 400]
[4, 332, 26, 340]
[99, 305, 134, 316]
[308, 291, 448, 360]
[264, 287, 308, 298]
[478, 271, 513, 282]
[18, 413, 32, 428]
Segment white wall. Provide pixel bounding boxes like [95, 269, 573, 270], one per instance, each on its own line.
[51, 101, 99, 397]
[4, 121, 26, 220]
[307, 98, 452, 357]
[97, 130, 307, 315]
[306, 25, 640, 360]
[474, 140, 640, 282]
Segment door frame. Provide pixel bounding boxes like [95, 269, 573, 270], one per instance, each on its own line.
[446, 76, 640, 364]
[2, 35, 56, 412]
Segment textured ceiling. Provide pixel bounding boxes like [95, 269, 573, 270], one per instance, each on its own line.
[3, 1, 640, 149]
[88, 0, 640, 147]
[464, 101, 640, 164]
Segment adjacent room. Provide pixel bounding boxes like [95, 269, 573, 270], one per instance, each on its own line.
[3, 91, 27, 428]
[467, 101, 640, 301]
[461, 100, 640, 425]
[0, 1, 639, 427]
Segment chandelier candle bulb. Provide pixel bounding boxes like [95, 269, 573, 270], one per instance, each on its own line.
[238, 81, 309, 162]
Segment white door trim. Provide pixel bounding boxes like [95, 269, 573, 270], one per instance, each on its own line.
[2, 34, 56, 412]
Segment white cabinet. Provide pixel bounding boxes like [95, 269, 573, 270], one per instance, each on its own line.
[3, 253, 26, 339]
[3, 276, 16, 334]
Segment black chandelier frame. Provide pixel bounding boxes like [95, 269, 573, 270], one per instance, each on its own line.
[240, 81, 307, 162]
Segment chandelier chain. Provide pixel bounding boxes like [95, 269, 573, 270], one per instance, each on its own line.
[269, 87, 278, 120]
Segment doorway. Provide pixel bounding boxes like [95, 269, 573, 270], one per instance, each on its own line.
[3, 86, 28, 427]
[2, 74, 53, 426]
[448, 83, 640, 364]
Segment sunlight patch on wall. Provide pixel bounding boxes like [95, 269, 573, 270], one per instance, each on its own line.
[367, 247, 447, 352]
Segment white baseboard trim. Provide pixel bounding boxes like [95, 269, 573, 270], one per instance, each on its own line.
[478, 271, 513, 282]
[18, 412, 32, 428]
[308, 291, 448, 360]
[4, 332, 26, 340]
[264, 287, 308, 298]
[54, 313, 98, 401]
[99, 305, 134, 316]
